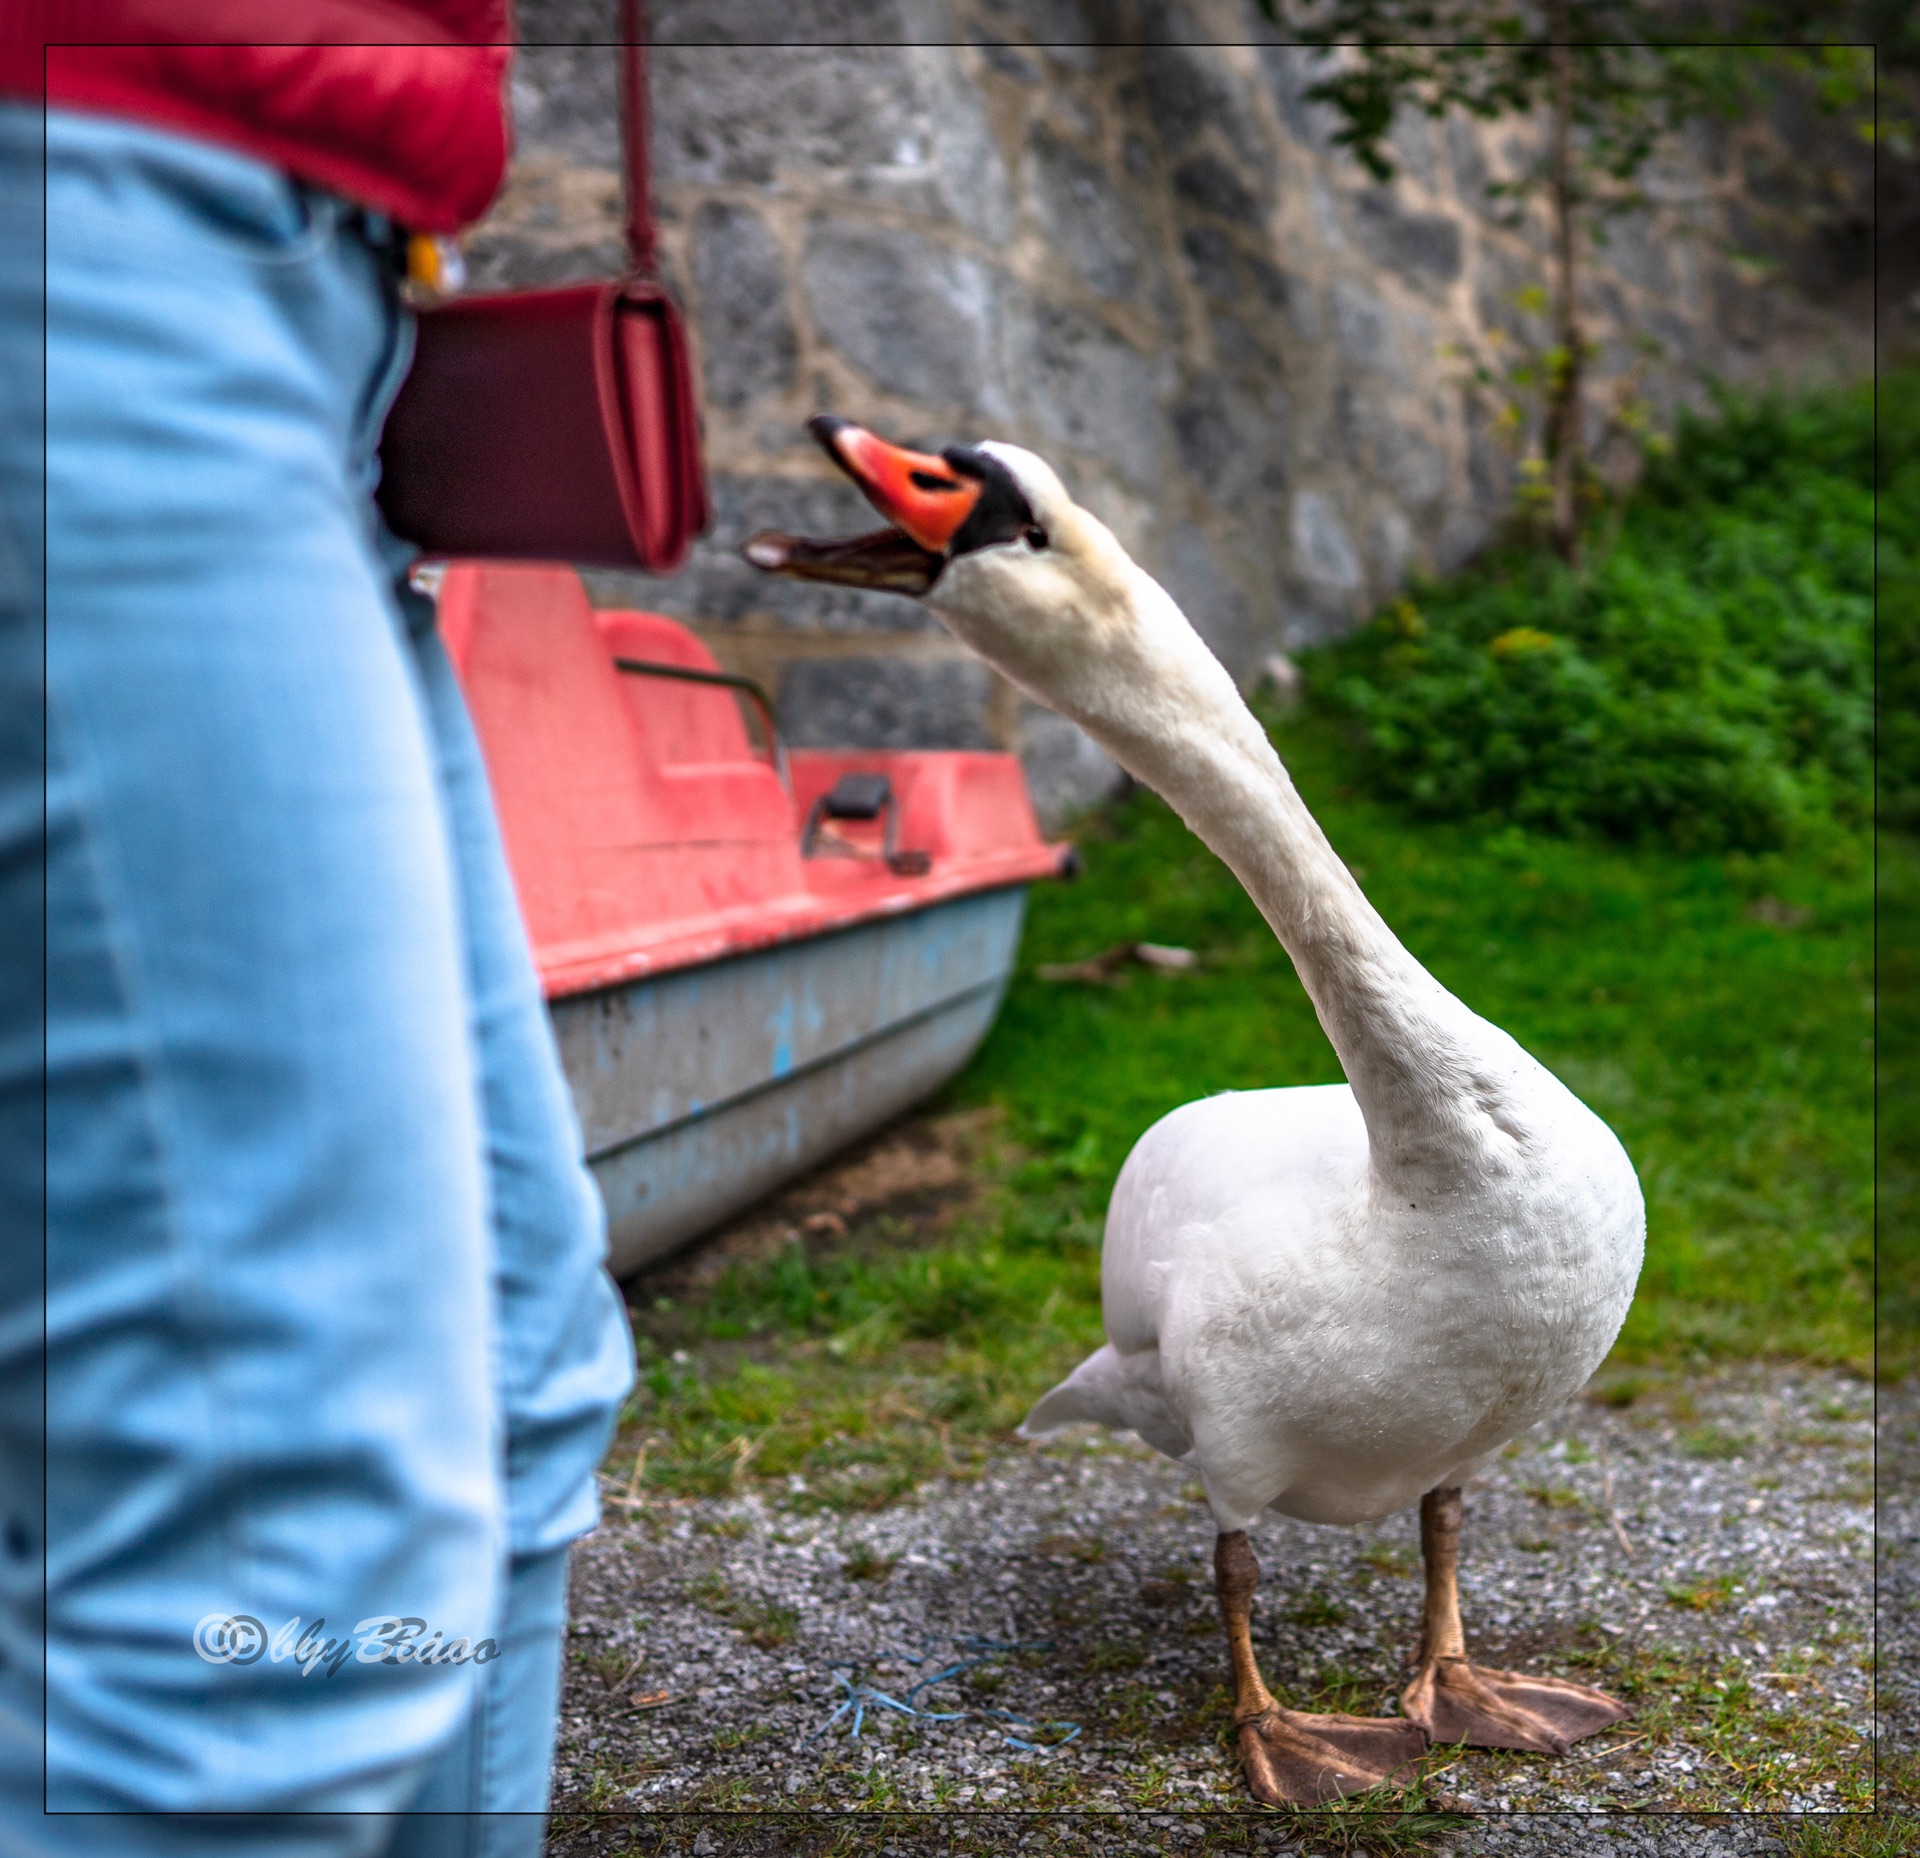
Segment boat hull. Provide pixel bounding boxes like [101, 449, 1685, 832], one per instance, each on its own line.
[554, 886, 1028, 1278]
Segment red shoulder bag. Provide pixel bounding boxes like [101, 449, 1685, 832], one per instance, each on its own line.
[377, 1, 708, 571]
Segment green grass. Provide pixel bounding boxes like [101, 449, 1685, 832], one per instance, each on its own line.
[1879, 831, 1920, 1379]
[956, 718, 1870, 1366]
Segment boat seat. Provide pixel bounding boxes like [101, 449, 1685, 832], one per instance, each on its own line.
[594, 610, 757, 765]
[596, 609, 795, 852]
[439, 564, 810, 981]
[437, 561, 662, 965]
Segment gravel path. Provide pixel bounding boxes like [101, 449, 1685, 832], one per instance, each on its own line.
[544, 1367, 1887, 1855]
[1880, 1374, 1919, 1786]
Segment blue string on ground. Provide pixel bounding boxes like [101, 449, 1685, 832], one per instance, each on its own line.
[807, 1634, 1082, 1753]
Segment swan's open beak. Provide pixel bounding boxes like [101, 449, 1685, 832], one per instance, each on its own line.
[742, 416, 982, 596]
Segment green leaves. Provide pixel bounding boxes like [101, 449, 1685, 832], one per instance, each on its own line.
[1270, 1, 1757, 198]
[1304, 377, 1881, 854]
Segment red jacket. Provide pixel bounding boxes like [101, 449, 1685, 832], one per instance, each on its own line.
[2, 1, 513, 232]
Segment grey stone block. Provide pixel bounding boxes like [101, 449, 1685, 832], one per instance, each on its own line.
[1290, 490, 1364, 594]
[506, 41, 620, 169]
[1446, 115, 1493, 214]
[653, 0, 921, 48]
[1600, 210, 1672, 296]
[1351, 189, 1465, 287]
[1029, 127, 1147, 303]
[693, 203, 797, 410]
[1207, 309, 1284, 381]
[1158, 525, 1259, 681]
[1475, 243, 1544, 337]
[802, 224, 1002, 416]
[897, 44, 1019, 244]
[462, 231, 627, 293]
[514, 1, 617, 47]
[1387, 427, 1451, 509]
[1017, 702, 1126, 828]
[976, 0, 1104, 70]
[1242, 252, 1298, 315]
[1257, 42, 1340, 151]
[1436, 503, 1494, 573]
[651, 36, 904, 178]
[1173, 153, 1262, 225]
[1001, 293, 1167, 489]
[1335, 388, 1449, 509]
[1466, 417, 1515, 515]
[1180, 225, 1236, 302]
[1171, 371, 1289, 508]
[654, 30, 1015, 242]
[1138, 26, 1270, 177]
[1138, 35, 1234, 155]
[778, 655, 997, 750]
[654, 42, 851, 186]
[1330, 277, 1400, 377]
[969, 28, 1042, 85]
[1373, 502, 1416, 580]
[1386, 109, 1443, 187]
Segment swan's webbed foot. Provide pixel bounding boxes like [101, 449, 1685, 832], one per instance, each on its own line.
[1215, 1529, 1429, 1806]
[1405, 1484, 1628, 1756]
[1236, 1703, 1429, 1805]
[1401, 1654, 1626, 1755]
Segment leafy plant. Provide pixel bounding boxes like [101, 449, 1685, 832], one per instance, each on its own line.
[1303, 375, 1886, 854]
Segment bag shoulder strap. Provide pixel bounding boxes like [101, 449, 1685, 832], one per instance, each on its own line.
[619, 0, 655, 276]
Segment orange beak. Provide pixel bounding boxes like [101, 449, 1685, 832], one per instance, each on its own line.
[807, 416, 981, 553]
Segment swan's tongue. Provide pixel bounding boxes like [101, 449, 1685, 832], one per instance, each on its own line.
[742, 416, 984, 596]
[742, 525, 943, 595]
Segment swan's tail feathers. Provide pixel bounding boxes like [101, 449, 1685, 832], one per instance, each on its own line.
[1017, 1344, 1192, 1461]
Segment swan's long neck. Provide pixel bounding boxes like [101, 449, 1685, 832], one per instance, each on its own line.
[961, 555, 1524, 1176]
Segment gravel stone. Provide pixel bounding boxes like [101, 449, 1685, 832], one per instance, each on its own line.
[543, 1366, 1876, 1853]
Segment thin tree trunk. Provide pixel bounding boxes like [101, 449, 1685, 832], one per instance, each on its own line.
[1548, 7, 1584, 566]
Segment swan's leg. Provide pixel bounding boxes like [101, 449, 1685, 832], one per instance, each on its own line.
[1401, 1485, 1628, 1754]
[1214, 1529, 1428, 1806]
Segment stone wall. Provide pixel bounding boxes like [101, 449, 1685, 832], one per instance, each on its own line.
[470, 0, 1869, 823]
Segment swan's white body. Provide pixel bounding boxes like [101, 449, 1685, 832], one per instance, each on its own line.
[1029, 1074, 1640, 1530]
[910, 445, 1645, 1535]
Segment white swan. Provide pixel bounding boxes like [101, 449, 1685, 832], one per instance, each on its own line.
[747, 418, 1643, 1805]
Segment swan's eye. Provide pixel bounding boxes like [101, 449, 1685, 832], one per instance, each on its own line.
[1022, 525, 1049, 551]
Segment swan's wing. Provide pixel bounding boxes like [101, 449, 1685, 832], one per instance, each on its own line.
[1019, 1344, 1193, 1461]
[1099, 1084, 1367, 1355]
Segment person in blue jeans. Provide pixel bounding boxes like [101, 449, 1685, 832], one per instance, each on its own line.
[0, 103, 635, 1854]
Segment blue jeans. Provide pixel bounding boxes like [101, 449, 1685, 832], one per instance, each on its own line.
[0, 107, 634, 1851]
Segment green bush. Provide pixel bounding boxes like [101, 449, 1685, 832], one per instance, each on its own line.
[1304, 373, 1904, 852]
[1877, 370, 1920, 832]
